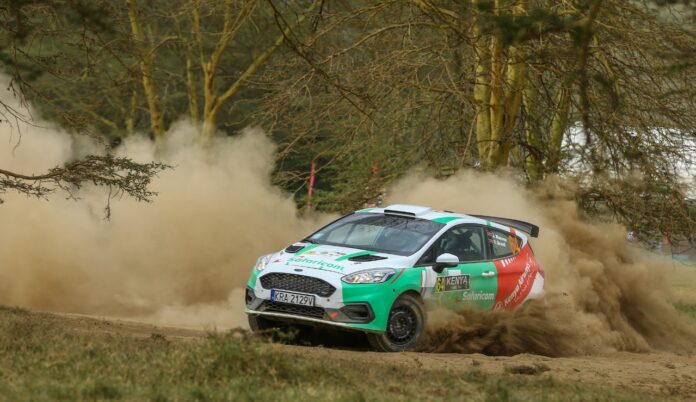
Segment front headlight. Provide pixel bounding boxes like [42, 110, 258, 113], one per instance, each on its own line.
[341, 268, 396, 284]
[254, 254, 273, 272]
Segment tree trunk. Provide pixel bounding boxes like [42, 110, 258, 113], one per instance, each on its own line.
[547, 86, 571, 172]
[472, 0, 492, 164]
[486, 0, 505, 168]
[125, 0, 165, 140]
[499, 0, 527, 165]
[198, 0, 321, 144]
[523, 82, 543, 181]
[185, 43, 199, 125]
[473, 0, 527, 169]
[201, 113, 217, 141]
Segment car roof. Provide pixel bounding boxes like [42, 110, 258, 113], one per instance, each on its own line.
[355, 204, 515, 233]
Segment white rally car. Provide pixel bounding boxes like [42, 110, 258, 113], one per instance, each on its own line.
[245, 204, 544, 351]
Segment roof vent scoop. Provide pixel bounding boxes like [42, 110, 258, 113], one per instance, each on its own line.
[383, 204, 432, 218]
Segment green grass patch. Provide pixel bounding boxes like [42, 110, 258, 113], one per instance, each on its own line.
[675, 302, 696, 321]
[0, 306, 678, 401]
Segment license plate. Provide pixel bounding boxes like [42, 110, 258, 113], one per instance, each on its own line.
[271, 290, 315, 306]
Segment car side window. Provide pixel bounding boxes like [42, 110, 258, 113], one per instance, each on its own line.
[487, 229, 522, 259]
[417, 225, 486, 265]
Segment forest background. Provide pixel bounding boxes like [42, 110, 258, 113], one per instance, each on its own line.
[1, 0, 695, 250]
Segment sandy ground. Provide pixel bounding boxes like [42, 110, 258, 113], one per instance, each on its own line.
[292, 346, 696, 398]
[37, 263, 693, 399]
[53, 311, 696, 400]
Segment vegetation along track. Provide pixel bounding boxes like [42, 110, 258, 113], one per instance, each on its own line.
[1, 306, 694, 401]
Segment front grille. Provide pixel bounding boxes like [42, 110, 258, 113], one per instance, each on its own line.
[260, 273, 336, 297]
[261, 301, 325, 319]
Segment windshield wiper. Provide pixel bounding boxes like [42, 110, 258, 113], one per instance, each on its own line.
[301, 238, 318, 244]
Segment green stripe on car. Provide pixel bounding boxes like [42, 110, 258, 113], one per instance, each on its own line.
[432, 216, 460, 224]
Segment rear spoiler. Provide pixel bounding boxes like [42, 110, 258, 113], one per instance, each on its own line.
[470, 215, 540, 238]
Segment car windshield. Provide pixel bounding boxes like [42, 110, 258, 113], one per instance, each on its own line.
[306, 213, 445, 256]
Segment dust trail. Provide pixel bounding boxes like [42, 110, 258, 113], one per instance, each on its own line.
[0, 88, 329, 329]
[2, 84, 694, 353]
[388, 172, 696, 355]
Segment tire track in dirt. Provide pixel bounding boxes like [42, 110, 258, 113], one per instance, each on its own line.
[290, 346, 696, 399]
[55, 311, 696, 399]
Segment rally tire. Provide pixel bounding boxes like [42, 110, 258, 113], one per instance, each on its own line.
[367, 293, 425, 352]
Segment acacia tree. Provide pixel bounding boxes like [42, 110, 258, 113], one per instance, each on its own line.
[3, 0, 693, 240]
[6, 0, 322, 142]
[252, 0, 696, 240]
[0, 1, 167, 207]
[119, 0, 322, 142]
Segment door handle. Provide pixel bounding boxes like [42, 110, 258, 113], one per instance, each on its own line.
[481, 271, 496, 277]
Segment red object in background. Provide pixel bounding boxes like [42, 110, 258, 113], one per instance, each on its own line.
[372, 161, 379, 177]
[307, 160, 316, 208]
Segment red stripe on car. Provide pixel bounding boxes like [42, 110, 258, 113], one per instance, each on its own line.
[391, 268, 406, 283]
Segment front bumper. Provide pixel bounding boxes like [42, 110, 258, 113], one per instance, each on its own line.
[245, 286, 376, 329]
[246, 265, 423, 333]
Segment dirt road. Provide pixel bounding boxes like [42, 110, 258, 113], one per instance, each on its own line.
[57, 311, 696, 399]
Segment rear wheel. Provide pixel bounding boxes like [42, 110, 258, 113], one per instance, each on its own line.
[367, 293, 425, 352]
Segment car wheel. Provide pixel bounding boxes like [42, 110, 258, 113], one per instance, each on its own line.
[367, 293, 425, 352]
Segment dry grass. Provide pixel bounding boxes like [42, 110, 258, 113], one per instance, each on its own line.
[0, 306, 678, 402]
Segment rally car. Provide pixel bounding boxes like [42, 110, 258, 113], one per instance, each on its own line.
[244, 204, 544, 352]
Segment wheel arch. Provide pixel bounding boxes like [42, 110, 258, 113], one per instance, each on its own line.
[366, 288, 427, 352]
[398, 289, 424, 304]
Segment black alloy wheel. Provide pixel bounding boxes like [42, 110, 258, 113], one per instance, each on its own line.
[367, 293, 425, 352]
[386, 305, 418, 344]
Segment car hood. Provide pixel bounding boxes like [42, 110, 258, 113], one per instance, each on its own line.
[265, 243, 411, 276]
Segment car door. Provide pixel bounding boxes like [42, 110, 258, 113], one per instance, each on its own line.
[416, 225, 499, 310]
[486, 227, 530, 310]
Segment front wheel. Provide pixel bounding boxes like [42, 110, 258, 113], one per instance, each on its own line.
[367, 293, 425, 352]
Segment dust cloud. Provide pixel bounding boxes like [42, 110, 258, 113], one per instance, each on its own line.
[387, 172, 696, 355]
[0, 91, 327, 329]
[2, 84, 694, 354]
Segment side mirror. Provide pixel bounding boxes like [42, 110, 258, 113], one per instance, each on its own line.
[432, 253, 459, 273]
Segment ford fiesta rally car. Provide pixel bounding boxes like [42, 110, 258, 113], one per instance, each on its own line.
[245, 204, 544, 352]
